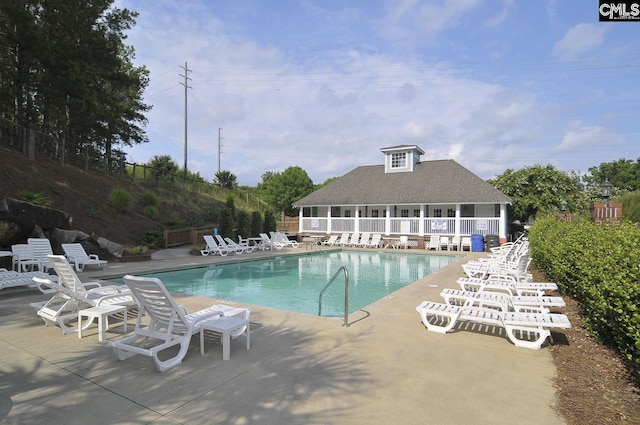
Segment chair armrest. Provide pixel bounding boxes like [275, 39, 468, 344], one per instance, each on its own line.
[88, 254, 100, 260]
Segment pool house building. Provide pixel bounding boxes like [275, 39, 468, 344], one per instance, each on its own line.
[294, 145, 513, 247]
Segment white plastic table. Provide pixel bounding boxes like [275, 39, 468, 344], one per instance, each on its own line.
[78, 304, 127, 341]
[199, 316, 250, 360]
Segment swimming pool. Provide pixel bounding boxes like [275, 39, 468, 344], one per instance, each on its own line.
[115, 251, 459, 316]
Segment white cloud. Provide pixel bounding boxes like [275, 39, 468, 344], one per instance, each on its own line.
[553, 23, 607, 58]
[557, 123, 621, 150]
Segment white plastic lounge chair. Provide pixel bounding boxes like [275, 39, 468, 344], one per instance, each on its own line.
[0, 269, 55, 293]
[450, 236, 461, 251]
[440, 288, 566, 314]
[108, 275, 229, 372]
[259, 233, 283, 251]
[460, 237, 472, 251]
[33, 273, 134, 335]
[320, 235, 339, 246]
[233, 236, 258, 253]
[215, 235, 244, 254]
[355, 232, 371, 248]
[367, 234, 382, 248]
[345, 233, 360, 247]
[335, 233, 350, 247]
[415, 301, 571, 349]
[201, 235, 232, 256]
[11, 244, 40, 272]
[439, 236, 450, 251]
[61, 243, 107, 271]
[457, 276, 558, 297]
[27, 238, 54, 271]
[425, 235, 440, 251]
[270, 232, 299, 248]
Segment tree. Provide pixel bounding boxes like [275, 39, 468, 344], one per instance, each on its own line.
[148, 155, 179, 181]
[488, 164, 587, 222]
[218, 208, 234, 238]
[261, 166, 314, 216]
[250, 211, 263, 237]
[0, 1, 150, 165]
[215, 170, 237, 189]
[585, 158, 640, 192]
[236, 210, 251, 239]
[263, 210, 277, 233]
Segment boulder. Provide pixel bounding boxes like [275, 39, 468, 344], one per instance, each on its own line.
[0, 197, 72, 247]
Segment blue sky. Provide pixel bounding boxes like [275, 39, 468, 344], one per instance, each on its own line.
[114, 0, 639, 186]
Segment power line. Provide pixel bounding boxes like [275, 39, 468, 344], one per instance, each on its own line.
[179, 61, 192, 182]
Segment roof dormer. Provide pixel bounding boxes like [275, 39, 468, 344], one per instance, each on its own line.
[381, 145, 424, 173]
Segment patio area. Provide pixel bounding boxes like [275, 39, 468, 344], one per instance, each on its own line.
[0, 247, 565, 425]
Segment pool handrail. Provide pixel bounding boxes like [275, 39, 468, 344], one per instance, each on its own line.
[318, 266, 350, 327]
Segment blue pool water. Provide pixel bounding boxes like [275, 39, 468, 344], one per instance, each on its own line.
[114, 251, 459, 316]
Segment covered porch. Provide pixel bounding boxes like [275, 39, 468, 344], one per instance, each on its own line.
[298, 202, 508, 242]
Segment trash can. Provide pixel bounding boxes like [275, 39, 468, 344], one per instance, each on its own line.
[485, 234, 499, 252]
[471, 234, 484, 252]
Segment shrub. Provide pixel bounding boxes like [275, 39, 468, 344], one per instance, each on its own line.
[143, 205, 158, 218]
[263, 210, 277, 233]
[250, 211, 263, 237]
[236, 210, 251, 239]
[218, 208, 234, 238]
[529, 217, 640, 368]
[141, 190, 158, 206]
[110, 187, 132, 212]
[16, 190, 53, 206]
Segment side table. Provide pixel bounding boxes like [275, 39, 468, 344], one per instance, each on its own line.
[199, 316, 250, 360]
[78, 304, 128, 342]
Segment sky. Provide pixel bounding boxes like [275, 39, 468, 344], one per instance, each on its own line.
[113, 0, 640, 186]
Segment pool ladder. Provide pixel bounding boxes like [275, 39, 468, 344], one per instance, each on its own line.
[318, 266, 350, 327]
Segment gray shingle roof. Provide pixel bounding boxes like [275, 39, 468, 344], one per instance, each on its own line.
[295, 159, 512, 206]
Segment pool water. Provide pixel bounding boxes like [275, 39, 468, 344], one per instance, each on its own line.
[115, 251, 459, 316]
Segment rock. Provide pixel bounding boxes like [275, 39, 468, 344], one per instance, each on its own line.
[97, 237, 123, 258]
[0, 197, 72, 247]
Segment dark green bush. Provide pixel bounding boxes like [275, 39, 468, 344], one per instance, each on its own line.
[250, 211, 263, 237]
[218, 208, 234, 238]
[263, 210, 277, 233]
[141, 190, 158, 207]
[236, 210, 251, 239]
[529, 217, 640, 368]
[110, 187, 132, 212]
[143, 205, 158, 218]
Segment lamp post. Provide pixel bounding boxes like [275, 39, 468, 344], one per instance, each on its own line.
[601, 179, 613, 206]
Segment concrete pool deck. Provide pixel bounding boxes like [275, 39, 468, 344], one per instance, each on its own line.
[0, 246, 566, 425]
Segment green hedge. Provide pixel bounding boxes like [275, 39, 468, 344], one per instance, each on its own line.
[528, 217, 640, 367]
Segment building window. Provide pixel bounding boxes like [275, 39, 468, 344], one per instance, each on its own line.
[331, 206, 341, 217]
[434, 208, 442, 218]
[371, 209, 379, 218]
[344, 210, 351, 217]
[413, 209, 420, 217]
[447, 208, 455, 218]
[391, 152, 407, 168]
[311, 207, 318, 217]
[400, 209, 409, 217]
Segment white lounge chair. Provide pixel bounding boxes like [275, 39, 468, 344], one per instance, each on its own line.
[270, 232, 299, 248]
[335, 232, 350, 247]
[415, 300, 571, 349]
[425, 235, 440, 251]
[367, 234, 382, 248]
[215, 235, 244, 254]
[231, 236, 258, 253]
[201, 235, 232, 256]
[439, 236, 450, 251]
[355, 232, 371, 248]
[345, 233, 360, 247]
[395, 235, 409, 249]
[33, 260, 134, 336]
[61, 243, 108, 271]
[27, 238, 54, 271]
[457, 276, 558, 297]
[440, 288, 566, 314]
[259, 233, 283, 251]
[108, 275, 231, 372]
[320, 235, 339, 246]
[0, 269, 55, 293]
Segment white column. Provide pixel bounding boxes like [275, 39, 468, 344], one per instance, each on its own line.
[385, 205, 391, 235]
[454, 204, 461, 238]
[327, 207, 332, 234]
[499, 204, 507, 242]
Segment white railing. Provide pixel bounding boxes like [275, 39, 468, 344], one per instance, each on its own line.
[300, 217, 500, 236]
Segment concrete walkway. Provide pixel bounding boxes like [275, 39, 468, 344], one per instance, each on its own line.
[0, 247, 566, 425]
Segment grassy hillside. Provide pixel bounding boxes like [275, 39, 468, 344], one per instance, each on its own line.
[0, 148, 260, 249]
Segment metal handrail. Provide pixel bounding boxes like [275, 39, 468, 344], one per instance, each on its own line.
[318, 266, 350, 327]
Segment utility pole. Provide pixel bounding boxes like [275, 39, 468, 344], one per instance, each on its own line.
[179, 62, 192, 182]
[218, 127, 223, 174]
